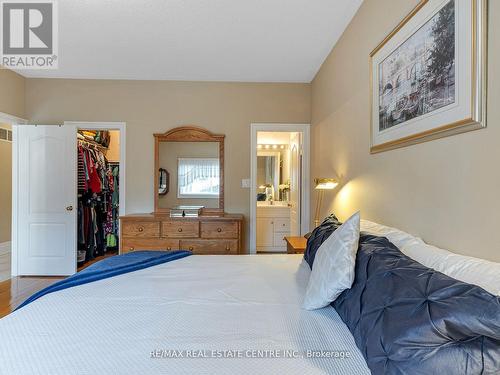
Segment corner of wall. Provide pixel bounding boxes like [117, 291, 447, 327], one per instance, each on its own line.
[0, 68, 27, 120]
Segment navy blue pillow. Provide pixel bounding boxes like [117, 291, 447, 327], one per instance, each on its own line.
[332, 234, 500, 375]
[303, 214, 342, 268]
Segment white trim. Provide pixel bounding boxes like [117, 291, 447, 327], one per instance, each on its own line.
[1, 112, 28, 277]
[11, 125, 19, 276]
[249, 123, 311, 254]
[64, 121, 127, 218]
[0, 242, 11, 256]
[0, 111, 27, 126]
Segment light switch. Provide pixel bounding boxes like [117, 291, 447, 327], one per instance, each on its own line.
[241, 179, 251, 188]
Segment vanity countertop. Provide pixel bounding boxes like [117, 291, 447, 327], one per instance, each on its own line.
[257, 202, 290, 208]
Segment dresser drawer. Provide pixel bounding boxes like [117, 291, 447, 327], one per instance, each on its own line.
[274, 218, 290, 233]
[162, 221, 200, 238]
[200, 221, 239, 239]
[121, 239, 179, 253]
[180, 239, 239, 255]
[122, 221, 160, 238]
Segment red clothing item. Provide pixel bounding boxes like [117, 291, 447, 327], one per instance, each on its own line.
[89, 167, 101, 193]
[87, 150, 102, 194]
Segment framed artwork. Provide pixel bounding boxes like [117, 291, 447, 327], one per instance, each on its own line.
[370, 0, 487, 153]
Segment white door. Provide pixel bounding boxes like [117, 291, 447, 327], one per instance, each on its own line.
[289, 132, 301, 236]
[17, 125, 77, 276]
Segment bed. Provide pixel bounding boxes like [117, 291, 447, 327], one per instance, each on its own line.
[1, 219, 498, 375]
[0, 254, 370, 375]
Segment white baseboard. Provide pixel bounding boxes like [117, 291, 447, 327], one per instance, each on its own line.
[0, 241, 11, 256]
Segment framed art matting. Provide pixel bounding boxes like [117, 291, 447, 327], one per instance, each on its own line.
[370, 0, 487, 153]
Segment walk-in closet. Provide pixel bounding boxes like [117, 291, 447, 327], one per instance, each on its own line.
[77, 130, 120, 266]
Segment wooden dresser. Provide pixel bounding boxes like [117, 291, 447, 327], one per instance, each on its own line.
[120, 214, 244, 255]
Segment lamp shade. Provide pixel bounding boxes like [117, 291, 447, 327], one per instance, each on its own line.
[314, 178, 338, 190]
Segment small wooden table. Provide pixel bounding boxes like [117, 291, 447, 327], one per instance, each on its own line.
[284, 236, 308, 254]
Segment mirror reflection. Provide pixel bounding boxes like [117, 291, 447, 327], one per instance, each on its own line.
[158, 141, 220, 209]
[257, 149, 289, 202]
[158, 168, 169, 195]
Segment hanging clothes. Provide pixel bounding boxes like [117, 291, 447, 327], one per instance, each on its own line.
[77, 137, 119, 265]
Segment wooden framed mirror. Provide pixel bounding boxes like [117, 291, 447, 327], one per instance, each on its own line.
[154, 126, 225, 214]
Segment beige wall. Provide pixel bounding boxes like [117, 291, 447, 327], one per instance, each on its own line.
[26, 79, 311, 252]
[0, 69, 25, 119]
[158, 141, 219, 209]
[0, 124, 12, 243]
[311, 0, 500, 262]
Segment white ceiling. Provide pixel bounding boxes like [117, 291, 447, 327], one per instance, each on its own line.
[18, 0, 363, 82]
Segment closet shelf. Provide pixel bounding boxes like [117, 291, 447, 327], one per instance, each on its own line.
[78, 137, 108, 152]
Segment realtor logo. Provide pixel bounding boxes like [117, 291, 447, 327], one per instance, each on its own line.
[1, 0, 58, 69]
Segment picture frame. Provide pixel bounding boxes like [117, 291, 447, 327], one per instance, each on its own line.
[370, 0, 488, 153]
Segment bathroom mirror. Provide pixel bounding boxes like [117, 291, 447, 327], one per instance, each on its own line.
[154, 126, 225, 213]
[256, 149, 289, 202]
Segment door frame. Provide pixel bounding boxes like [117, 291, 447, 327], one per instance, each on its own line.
[249, 123, 310, 254]
[0, 111, 28, 278]
[64, 121, 126, 219]
[11, 121, 126, 276]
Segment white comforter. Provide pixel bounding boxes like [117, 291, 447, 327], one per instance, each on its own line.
[0, 255, 370, 375]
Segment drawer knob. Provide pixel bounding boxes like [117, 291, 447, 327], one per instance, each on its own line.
[167, 247, 171, 250]
[178, 228, 183, 232]
[189, 246, 194, 251]
[138, 227, 144, 232]
[129, 247, 135, 251]
[217, 228, 222, 233]
[226, 246, 231, 251]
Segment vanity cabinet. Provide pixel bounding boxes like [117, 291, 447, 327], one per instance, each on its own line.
[256, 206, 290, 252]
[120, 214, 243, 255]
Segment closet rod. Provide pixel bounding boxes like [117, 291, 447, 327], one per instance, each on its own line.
[78, 137, 108, 152]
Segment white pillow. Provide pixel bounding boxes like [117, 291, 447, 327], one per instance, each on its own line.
[403, 242, 500, 295]
[361, 219, 500, 295]
[360, 219, 424, 251]
[303, 212, 360, 310]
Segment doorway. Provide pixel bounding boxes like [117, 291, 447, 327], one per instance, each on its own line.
[11, 122, 126, 276]
[249, 123, 310, 254]
[0, 112, 27, 282]
[70, 122, 126, 271]
[76, 127, 122, 268]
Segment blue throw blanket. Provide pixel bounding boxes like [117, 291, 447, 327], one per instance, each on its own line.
[17, 250, 192, 310]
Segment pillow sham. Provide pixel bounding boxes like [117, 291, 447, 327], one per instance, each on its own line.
[303, 212, 360, 310]
[361, 219, 500, 295]
[332, 234, 500, 374]
[303, 214, 342, 268]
